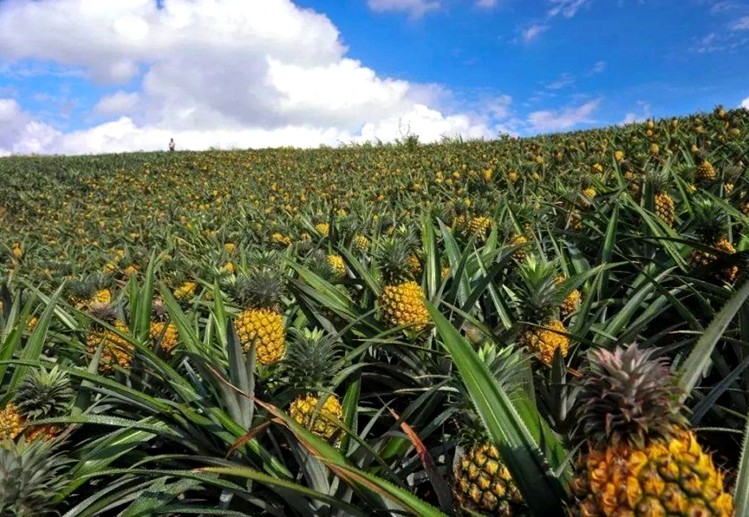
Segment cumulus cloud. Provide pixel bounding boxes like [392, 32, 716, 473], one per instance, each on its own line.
[367, 0, 440, 18]
[527, 99, 600, 132]
[740, 96, 749, 109]
[619, 101, 651, 125]
[0, 0, 496, 154]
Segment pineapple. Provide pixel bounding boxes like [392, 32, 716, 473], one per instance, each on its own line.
[13, 367, 73, 441]
[452, 345, 526, 515]
[377, 239, 429, 332]
[695, 160, 716, 183]
[509, 234, 529, 262]
[314, 222, 330, 237]
[570, 344, 734, 516]
[352, 234, 370, 254]
[654, 191, 675, 227]
[149, 298, 178, 353]
[688, 199, 739, 283]
[173, 280, 197, 301]
[0, 403, 23, 440]
[468, 215, 492, 241]
[284, 328, 343, 440]
[233, 268, 286, 366]
[86, 304, 133, 374]
[557, 276, 581, 319]
[513, 256, 570, 366]
[326, 254, 346, 279]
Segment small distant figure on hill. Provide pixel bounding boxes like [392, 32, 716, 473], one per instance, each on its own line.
[168, 138, 175, 152]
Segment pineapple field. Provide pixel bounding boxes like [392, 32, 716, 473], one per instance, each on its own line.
[1, 106, 749, 516]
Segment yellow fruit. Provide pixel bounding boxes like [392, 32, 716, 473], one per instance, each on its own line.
[614, 150, 624, 162]
[271, 232, 292, 246]
[352, 234, 370, 253]
[11, 243, 23, 258]
[327, 254, 346, 279]
[235, 307, 285, 365]
[453, 443, 523, 516]
[520, 320, 569, 366]
[224, 242, 237, 253]
[86, 320, 133, 374]
[557, 277, 581, 319]
[591, 163, 604, 174]
[315, 223, 330, 237]
[174, 281, 197, 301]
[649, 143, 659, 155]
[510, 234, 529, 262]
[0, 403, 23, 440]
[407, 254, 422, 276]
[150, 321, 179, 353]
[724, 183, 734, 195]
[572, 431, 734, 517]
[289, 393, 343, 440]
[380, 280, 430, 331]
[654, 192, 675, 227]
[468, 216, 492, 238]
[689, 238, 738, 284]
[696, 161, 716, 182]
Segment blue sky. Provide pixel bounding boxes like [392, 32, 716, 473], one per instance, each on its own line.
[0, 0, 748, 154]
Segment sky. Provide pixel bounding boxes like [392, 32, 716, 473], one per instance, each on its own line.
[0, 0, 748, 155]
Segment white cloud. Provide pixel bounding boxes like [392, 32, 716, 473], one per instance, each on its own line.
[0, 0, 493, 154]
[522, 24, 549, 42]
[93, 91, 140, 116]
[367, 0, 440, 18]
[588, 60, 606, 75]
[547, 0, 593, 18]
[545, 73, 574, 90]
[740, 96, 749, 109]
[730, 16, 749, 30]
[527, 99, 600, 132]
[619, 101, 651, 125]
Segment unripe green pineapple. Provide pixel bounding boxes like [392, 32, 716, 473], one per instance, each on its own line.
[570, 344, 734, 516]
[233, 267, 286, 366]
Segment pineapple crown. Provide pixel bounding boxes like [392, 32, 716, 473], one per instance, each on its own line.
[378, 237, 416, 284]
[14, 366, 74, 420]
[234, 267, 284, 309]
[88, 303, 118, 329]
[514, 255, 565, 323]
[576, 344, 687, 447]
[453, 343, 528, 444]
[692, 197, 726, 242]
[283, 327, 342, 389]
[0, 438, 72, 516]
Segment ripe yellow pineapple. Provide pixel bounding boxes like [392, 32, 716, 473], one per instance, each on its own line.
[150, 298, 178, 353]
[688, 199, 739, 283]
[86, 304, 134, 374]
[378, 239, 429, 331]
[468, 216, 492, 239]
[654, 191, 675, 227]
[352, 234, 370, 254]
[454, 443, 522, 516]
[326, 254, 346, 279]
[289, 393, 343, 440]
[570, 344, 734, 516]
[0, 403, 23, 440]
[314, 223, 330, 237]
[557, 276, 581, 319]
[173, 280, 197, 301]
[510, 234, 529, 262]
[514, 256, 570, 366]
[696, 160, 716, 183]
[233, 268, 286, 366]
[284, 328, 344, 440]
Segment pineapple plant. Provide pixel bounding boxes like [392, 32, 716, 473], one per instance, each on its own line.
[570, 344, 734, 516]
[451, 345, 526, 515]
[284, 328, 343, 440]
[688, 198, 739, 283]
[149, 297, 179, 353]
[377, 238, 430, 332]
[233, 267, 286, 366]
[513, 256, 570, 366]
[86, 303, 134, 374]
[12, 367, 74, 441]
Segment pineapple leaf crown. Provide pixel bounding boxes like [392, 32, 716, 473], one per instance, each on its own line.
[453, 343, 529, 443]
[283, 327, 342, 389]
[14, 366, 74, 420]
[378, 237, 416, 284]
[692, 197, 726, 242]
[514, 255, 566, 323]
[576, 344, 687, 447]
[88, 303, 117, 325]
[305, 250, 336, 282]
[0, 438, 72, 516]
[234, 267, 284, 309]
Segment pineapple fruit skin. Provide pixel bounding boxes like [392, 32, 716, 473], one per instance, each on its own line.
[236, 307, 285, 365]
[379, 280, 430, 331]
[86, 320, 134, 374]
[326, 255, 346, 279]
[520, 320, 569, 366]
[689, 238, 738, 284]
[654, 192, 675, 227]
[453, 443, 523, 516]
[149, 321, 179, 353]
[289, 393, 342, 439]
[571, 431, 734, 517]
[0, 403, 23, 441]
